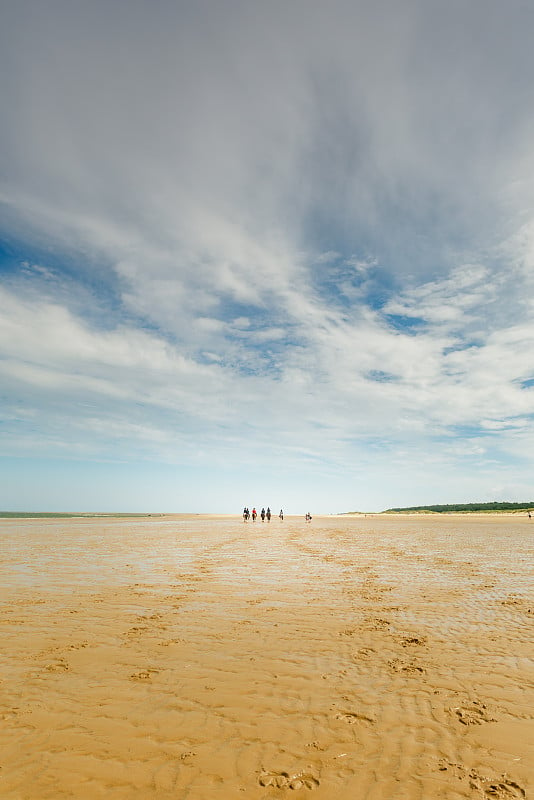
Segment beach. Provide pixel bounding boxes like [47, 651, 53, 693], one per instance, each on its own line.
[0, 513, 532, 799]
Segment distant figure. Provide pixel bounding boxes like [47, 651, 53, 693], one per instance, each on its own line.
[252, 508, 257, 522]
[305, 512, 312, 523]
[243, 507, 250, 522]
[266, 507, 271, 522]
[279, 509, 284, 521]
[261, 507, 266, 522]
[529, 511, 532, 519]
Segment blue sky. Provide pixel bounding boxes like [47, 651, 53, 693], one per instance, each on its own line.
[2, 0, 534, 512]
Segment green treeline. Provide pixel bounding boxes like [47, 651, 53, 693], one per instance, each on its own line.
[384, 502, 534, 513]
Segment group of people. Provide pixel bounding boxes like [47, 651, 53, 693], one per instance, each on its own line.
[243, 507, 284, 522]
[242, 508, 312, 523]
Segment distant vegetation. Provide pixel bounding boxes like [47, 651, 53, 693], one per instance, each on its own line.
[383, 502, 534, 513]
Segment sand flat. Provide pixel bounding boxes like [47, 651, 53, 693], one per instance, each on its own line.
[0, 513, 532, 799]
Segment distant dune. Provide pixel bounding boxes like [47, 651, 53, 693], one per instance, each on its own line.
[343, 502, 534, 514]
[383, 502, 534, 513]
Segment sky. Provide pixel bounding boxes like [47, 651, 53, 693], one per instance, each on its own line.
[2, 0, 534, 513]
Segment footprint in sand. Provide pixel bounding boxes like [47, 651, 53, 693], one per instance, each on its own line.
[469, 770, 525, 798]
[124, 625, 150, 638]
[157, 638, 185, 647]
[500, 596, 524, 606]
[438, 761, 524, 798]
[259, 771, 319, 790]
[477, 778, 526, 798]
[45, 659, 70, 673]
[449, 700, 496, 726]
[364, 617, 391, 631]
[500, 596, 531, 616]
[334, 711, 375, 725]
[360, 590, 383, 601]
[129, 669, 159, 681]
[351, 647, 376, 661]
[387, 658, 425, 675]
[399, 635, 427, 647]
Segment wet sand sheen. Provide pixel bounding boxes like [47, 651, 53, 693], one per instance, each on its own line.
[0, 514, 532, 799]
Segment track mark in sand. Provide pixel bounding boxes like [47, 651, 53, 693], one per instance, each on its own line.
[39, 640, 90, 657]
[157, 637, 185, 647]
[438, 761, 525, 798]
[500, 596, 532, 616]
[334, 711, 375, 725]
[44, 658, 70, 673]
[124, 625, 150, 638]
[1, 706, 32, 720]
[65, 641, 89, 650]
[363, 617, 391, 631]
[476, 777, 526, 799]
[351, 647, 375, 661]
[500, 595, 525, 607]
[448, 700, 496, 726]
[399, 635, 427, 648]
[259, 770, 319, 790]
[129, 668, 159, 681]
[387, 658, 425, 675]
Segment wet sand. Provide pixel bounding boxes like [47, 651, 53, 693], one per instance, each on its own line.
[0, 513, 532, 799]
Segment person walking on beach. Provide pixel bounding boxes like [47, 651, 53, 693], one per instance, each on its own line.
[252, 508, 257, 522]
[261, 508, 266, 522]
[266, 507, 271, 522]
[279, 509, 284, 521]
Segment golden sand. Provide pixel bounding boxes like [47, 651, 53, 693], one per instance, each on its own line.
[0, 513, 532, 799]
